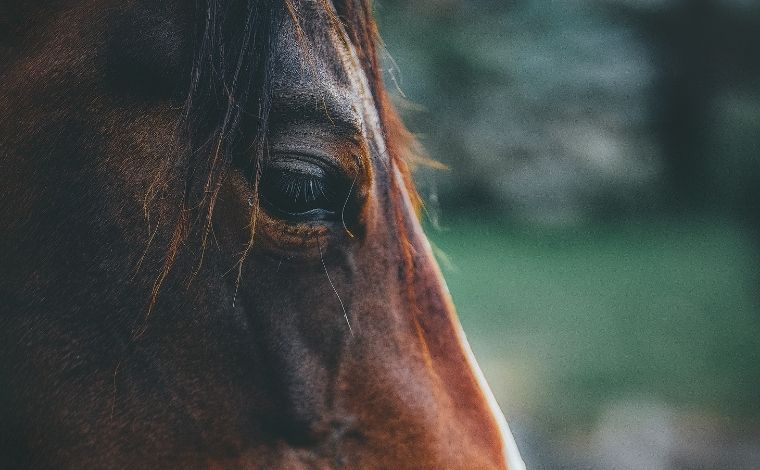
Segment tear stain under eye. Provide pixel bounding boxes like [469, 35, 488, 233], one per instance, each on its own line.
[316, 235, 353, 336]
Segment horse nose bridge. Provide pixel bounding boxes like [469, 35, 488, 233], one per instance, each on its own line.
[381, 203, 511, 467]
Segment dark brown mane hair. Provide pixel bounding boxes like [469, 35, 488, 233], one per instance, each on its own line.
[140, 0, 421, 330]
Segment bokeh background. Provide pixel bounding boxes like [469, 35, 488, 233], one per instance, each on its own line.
[375, 1, 760, 468]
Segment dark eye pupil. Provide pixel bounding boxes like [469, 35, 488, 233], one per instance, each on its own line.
[260, 159, 346, 220]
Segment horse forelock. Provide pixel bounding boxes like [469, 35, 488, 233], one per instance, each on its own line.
[137, 0, 422, 327]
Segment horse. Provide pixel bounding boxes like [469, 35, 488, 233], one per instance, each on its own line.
[0, 1, 525, 468]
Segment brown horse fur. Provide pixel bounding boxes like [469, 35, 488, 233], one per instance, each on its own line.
[0, 1, 522, 468]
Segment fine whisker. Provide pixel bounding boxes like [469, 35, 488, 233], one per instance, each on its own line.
[317, 236, 353, 335]
[341, 174, 357, 238]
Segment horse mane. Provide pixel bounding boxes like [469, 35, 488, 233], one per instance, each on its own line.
[138, 0, 421, 332]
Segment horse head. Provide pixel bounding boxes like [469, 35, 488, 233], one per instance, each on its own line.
[0, 1, 523, 468]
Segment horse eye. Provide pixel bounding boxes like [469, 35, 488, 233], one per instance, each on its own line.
[260, 157, 350, 222]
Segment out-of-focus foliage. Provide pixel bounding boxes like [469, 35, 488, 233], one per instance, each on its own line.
[378, 0, 760, 225]
[379, 0, 659, 224]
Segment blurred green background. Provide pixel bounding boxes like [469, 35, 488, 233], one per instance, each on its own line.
[376, 1, 760, 468]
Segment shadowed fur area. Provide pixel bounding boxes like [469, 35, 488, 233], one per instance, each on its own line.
[0, 1, 520, 468]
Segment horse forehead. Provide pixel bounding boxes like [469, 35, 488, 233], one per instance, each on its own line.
[271, 8, 388, 164]
[271, 36, 356, 124]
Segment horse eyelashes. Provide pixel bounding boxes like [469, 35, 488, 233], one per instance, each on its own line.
[260, 159, 350, 221]
[272, 171, 333, 207]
